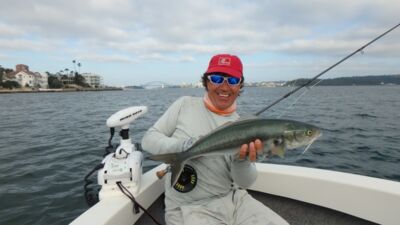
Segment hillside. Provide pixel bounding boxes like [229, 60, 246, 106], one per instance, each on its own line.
[285, 75, 400, 86]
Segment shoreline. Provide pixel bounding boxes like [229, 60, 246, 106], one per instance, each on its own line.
[0, 87, 123, 94]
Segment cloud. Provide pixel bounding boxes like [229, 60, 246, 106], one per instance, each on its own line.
[1, 0, 399, 56]
[0, 23, 25, 37]
[139, 54, 196, 63]
[0, 38, 53, 51]
[79, 53, 138, 64]
[0, 0, 399, 84]
[0, 54, 10, 61]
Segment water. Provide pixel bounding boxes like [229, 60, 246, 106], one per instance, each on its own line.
[0, 86, 399, 225]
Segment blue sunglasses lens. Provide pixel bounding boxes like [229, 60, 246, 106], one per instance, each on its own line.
[208, 75, 240, 85]
[227, 77, 240, 85]
[209, 75, 224, 84]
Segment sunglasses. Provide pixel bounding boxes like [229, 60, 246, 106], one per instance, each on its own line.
[207, 74, 242, 86]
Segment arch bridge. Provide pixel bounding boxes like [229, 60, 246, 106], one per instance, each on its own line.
[141, 81, 175, 89]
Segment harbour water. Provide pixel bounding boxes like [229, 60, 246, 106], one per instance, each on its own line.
[0, 86, 399, 225]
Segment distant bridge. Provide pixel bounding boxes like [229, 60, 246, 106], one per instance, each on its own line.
[140, 81, 176, 89]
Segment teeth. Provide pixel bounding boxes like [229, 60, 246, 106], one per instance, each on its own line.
[218, 93, 229, 97]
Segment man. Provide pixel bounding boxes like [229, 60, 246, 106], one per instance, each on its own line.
[142, 54, 289, 225]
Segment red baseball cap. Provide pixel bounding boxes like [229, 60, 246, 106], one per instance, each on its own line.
[204, 54, 243, 79]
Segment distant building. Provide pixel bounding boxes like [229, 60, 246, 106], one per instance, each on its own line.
[59, 75, 75, 85]
[192, 81, 203, 88]
[82, 73, 103, 88]
[34, 72, 49, 88]
[4, 64, 48, 88]
[244, 81, 286, 87]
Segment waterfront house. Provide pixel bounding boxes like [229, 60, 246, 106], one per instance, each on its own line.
[5, 64, 48, 88]
[35, 72, 48, 88]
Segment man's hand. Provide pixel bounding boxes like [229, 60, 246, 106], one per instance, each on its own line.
[238, 139, 263, 162]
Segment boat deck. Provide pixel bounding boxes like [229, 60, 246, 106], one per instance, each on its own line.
[135, 190, 376, 225]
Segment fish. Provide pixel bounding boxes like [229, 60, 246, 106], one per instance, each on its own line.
[148, 118, 322, 186]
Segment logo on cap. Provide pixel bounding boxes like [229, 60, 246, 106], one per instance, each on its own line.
[218, 57, 231, 66]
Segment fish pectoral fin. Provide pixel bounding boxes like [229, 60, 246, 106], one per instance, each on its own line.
[266, 138, 285, 158]
[271, 145, 285, 158]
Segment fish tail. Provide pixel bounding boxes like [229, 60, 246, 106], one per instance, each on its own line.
[169, 163, 184, 187]
[148, 153, 185, 186]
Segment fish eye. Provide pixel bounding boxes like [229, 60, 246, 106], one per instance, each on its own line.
[306, 130, 313, 136]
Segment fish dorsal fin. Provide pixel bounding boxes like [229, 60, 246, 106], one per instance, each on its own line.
[190, 115, 260, 150]
[208, 115, 259, 134]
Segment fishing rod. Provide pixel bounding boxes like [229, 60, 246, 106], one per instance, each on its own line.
[254, 22, 400, 116]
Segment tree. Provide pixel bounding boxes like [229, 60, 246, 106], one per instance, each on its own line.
[0, 66, 14, 86]
[48, 75, 64, 88]
[2, 80, 20, 89]
[74, 74, 90, 87]
[72, 60, 77, 74]
[0, 65, 4, 84]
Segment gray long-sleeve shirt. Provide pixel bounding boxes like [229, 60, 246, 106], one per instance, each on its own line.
[142, 96, 257, 210]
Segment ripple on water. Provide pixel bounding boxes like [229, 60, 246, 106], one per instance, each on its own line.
[353, 113, 378, 118]
[1, 87, 399, 225]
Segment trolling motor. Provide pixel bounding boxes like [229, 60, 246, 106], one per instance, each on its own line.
[99, 106, 147, 197]
[84, 106, 147, 206]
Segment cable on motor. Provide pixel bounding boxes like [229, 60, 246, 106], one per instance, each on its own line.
[84, 163, 104, 206]
[116, 182, 162, 225]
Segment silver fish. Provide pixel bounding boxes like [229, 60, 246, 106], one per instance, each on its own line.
[148, 118, 322, 186]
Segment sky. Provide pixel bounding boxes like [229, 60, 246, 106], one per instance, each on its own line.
[1, 0, 399, 86]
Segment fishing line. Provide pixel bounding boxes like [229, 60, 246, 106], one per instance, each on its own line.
[276, 78, 300, 118]
[254, 22, 400, 116]
[302, 135, 320, 155]
[277, 79, 324, 119]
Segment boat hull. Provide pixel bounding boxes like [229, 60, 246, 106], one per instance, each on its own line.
[71, 163, 400, 225]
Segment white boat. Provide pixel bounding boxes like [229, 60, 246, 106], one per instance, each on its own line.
[71, 162, 400, 225]
[71, 106, 400, 225]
